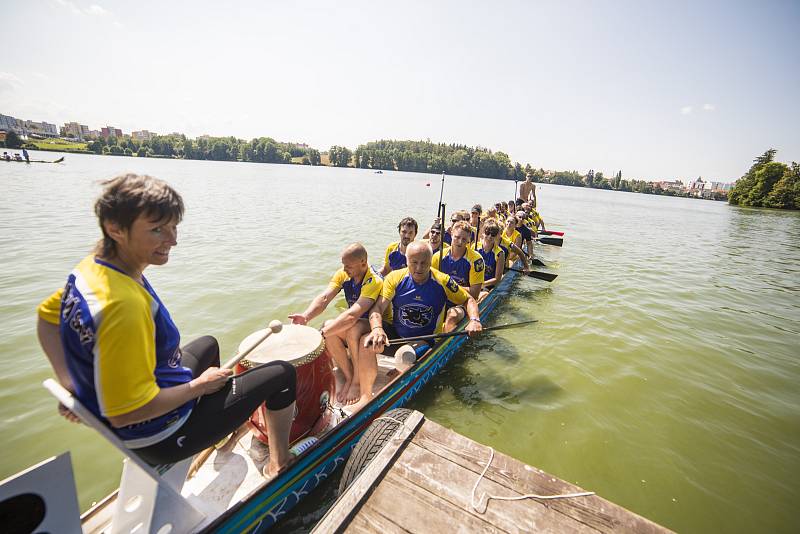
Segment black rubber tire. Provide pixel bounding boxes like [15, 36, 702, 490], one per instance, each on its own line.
[338, 408, 413, 495]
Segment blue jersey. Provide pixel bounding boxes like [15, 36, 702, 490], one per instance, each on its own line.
[37, 256, 193, 448]
[328, 266, 383, 318]
[431, 247, 485, 288]
[381, 268, 469, 338]
[477, 245, 503, 281]
[383, 241, 408, 271]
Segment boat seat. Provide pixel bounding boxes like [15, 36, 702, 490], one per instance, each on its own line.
[43, 379, 205, 534]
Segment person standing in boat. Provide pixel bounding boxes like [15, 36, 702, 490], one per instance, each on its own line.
[431, 221, 485, 331]
[22, 148, 30, 163]
[519, 174, 536, 207]
[378, 216, 418, 277]
[357, 242, 482, 411]
[288, 242, 383, 406]
[36, 173, 297, 477]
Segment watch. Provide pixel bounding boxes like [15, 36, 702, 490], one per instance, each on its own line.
[470, 317, 481, 322]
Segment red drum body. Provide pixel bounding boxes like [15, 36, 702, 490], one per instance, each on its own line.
[235, 324, 335, 445]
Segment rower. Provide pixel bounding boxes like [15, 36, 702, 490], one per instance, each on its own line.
[358, 242, 482, 411]
[500, 215, 530, 268]
[476, 220, 505, 303]
[515, 210, 535, 258]
[288, 243, 382, 405]
[431, 221, 485, 331]
[423, 221, 447, 254]
[22, 148, 30, 163]
[379, 217, 417, 277]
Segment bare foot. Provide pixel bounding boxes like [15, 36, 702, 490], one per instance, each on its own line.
[262, 454, 295, 479]
[349, 393, 374, 413]
[336, 376, 353, 404]
[345, 382, 361, 405]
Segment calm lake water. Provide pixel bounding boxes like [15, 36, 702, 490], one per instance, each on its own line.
[1, 152, 798, 533]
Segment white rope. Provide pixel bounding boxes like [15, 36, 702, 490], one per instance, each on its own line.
[471, 446, 595, 513]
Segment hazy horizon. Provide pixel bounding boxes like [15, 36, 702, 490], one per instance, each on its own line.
[3, 0, 799, 182]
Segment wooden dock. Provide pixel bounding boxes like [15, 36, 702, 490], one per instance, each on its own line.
[313, 411, 672, 533]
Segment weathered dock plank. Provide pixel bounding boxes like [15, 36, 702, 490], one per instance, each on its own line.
[313, 412, 672, 533]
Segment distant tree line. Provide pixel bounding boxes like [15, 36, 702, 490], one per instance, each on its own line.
[728, 149, 799, 210]
[83, 134, 321, 165]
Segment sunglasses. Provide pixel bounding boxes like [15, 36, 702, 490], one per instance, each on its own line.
[485, 230, 499, 237]
[430, 230, 441, 236]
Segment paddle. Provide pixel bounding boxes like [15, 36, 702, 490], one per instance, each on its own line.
[539, 229, 564, 237]
[435, 171, 445, 219]
[383, 319, 539, 345]
[509, 267, 558, 282]
[531, 258, 547, 267]
[536, 236, 563, 247]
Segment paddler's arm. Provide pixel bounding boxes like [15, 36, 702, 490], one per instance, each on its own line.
[464, 297, 482, 337]
[321, 296, 375, 339]
[363, 296, 390, 352]
[37, 317, 74, 391]
[288, 286, 339, 325]
[509, 242, 531, 272]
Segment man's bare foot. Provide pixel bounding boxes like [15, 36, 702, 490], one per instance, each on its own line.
[345, 382, 361, 405]
[336, 376, 353, 404]
[349, 392, 374, 412]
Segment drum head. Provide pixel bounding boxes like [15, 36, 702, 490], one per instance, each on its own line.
[239, 324, 322, 365]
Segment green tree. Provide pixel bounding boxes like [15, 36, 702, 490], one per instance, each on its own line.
[4, 131, 22, 148]
[88, 140, 104, 154]
[307, 148, 321, 166]
[764, 163, 800, 209]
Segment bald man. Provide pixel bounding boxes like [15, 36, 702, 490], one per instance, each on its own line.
[356, 242, 482, 411]
[288, 243, 382, 404]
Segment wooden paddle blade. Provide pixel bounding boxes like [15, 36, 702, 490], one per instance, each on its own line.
[531, 258, 546, 267]
[537, 237, 563, 247]
[527, 270, 558, 282]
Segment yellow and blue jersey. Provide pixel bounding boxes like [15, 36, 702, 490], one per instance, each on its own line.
[384, 241, 408, 271]
[381, 268, 469, 338]
[328, 266, 382, 318]
[431, 246, 485, 288]
[37, 256, 193, 448]
[477, 245, 504, 280]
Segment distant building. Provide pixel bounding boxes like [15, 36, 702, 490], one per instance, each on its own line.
[24, 120, 58, 138]
[62, 122, 90, 140]
[131, 130, 156, 141]
[101, 126, 123, 139]
[86, 129, 101, 139]
[655, 180, 684, 193]
[0, 113, 22, 134]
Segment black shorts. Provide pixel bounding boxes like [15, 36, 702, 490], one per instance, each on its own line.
[133, 336, 296, 465]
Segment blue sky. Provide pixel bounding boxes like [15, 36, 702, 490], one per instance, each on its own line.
[3, 0, 798, 182]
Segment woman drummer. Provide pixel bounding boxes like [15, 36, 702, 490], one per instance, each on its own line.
[36, 173, 296, 477]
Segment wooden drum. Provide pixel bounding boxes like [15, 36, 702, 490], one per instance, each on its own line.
[235, 324, 335, 445]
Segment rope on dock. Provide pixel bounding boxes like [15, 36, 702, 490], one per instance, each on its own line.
[471, 447, 595, 514]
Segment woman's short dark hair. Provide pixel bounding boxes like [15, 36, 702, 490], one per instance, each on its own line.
[397, 216, 418, 234]
[94, 173, 184, 257]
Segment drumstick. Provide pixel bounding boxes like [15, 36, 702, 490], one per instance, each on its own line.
[222, 320, 283, 370]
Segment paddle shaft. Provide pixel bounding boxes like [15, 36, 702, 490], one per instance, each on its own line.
[386, 319, 539, 345]
[439, 203, 446, 266]
[436, 171, 445, 219]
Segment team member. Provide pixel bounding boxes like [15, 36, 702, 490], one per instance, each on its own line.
[519, 174, 536, 207]
[515, 210, 535, 257]
[423, 221, 447, 255]
[502, 215, 523, 263]
[357, 242, 482, 410]
[432, 221, 485, 331]
[36, 174, 296, 476]
[499, 215, 531, 269]
[476, 221, 505, 302]
[288, 243, 381, 405]
[379, 217, 417, 276]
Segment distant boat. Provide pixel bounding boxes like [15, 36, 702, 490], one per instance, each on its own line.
[374, 170, 383, 174]
[2, 156, 64, 164]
